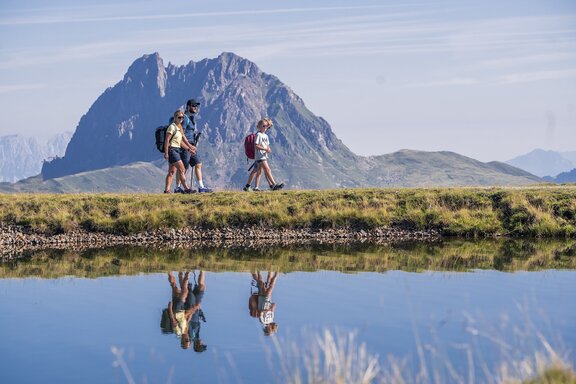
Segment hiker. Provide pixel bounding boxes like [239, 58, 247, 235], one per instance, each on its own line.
[166, 271, 193, 349]
[163, 110, 194, 194]
[186, 270, 207, 353]
[174, 99, 212, 193]
[166, 270, 206, 350]
[248, 271, 279, 336]
[243, 118, 284, 192]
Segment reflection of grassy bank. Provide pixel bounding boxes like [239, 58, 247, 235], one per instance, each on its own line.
[1, 187, 575, 236]
[2, 239, 575, 278]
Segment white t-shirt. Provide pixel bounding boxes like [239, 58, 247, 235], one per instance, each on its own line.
[255, 131, 269, 160]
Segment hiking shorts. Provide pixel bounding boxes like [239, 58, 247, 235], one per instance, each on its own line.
[168, 147, 183, 164]
[180, 148, 201, 168]
[173, 299, 186, 312]
[185, 283, 205, 308]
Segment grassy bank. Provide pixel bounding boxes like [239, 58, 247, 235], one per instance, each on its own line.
[2, 239, 575, 278]
[1, 187, 575, 237]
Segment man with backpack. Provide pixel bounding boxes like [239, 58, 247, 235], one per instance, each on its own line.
[174, 99, 213, 193]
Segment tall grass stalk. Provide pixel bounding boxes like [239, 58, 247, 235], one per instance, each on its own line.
[271, 329, 574, 384]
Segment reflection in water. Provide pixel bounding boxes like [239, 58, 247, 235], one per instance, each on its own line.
[161, 270, 207, 352]
[2, 239, 575, 278]
[0, 266, 575, 382]
[249, 271, 279, 336]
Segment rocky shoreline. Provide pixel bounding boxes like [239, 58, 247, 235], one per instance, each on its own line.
[0, 224, 440, 260]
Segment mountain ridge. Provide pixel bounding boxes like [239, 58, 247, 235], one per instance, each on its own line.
[0, 52, 543, 191]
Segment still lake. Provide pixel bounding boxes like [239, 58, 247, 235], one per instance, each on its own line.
[0, 240, 575, 383]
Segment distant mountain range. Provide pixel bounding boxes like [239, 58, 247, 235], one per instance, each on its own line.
[0, 150, 543, 193]
[506, 149, 576, 178]
[0, 53, 545, 192]
[0, 132, 72, 182]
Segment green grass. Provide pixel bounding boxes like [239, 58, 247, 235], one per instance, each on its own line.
[2, 239, 575, 278]
[1, 187, 575, 236]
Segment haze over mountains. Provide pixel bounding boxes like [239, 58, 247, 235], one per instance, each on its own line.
[0, 132, 71, 183]
[0, 53, 546, 192]
[506, 149, 576, 178]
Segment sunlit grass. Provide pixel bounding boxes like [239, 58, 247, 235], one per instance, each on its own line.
[1, 187, 575, 236]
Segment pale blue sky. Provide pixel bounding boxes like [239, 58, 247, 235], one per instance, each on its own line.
[1, 0, 575, 161]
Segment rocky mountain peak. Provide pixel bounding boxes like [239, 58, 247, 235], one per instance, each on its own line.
[36, 52, 542, 189]
[40, 52, 357, 186]
[123, 52, 167, 97]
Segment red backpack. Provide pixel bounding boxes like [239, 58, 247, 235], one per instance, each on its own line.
[244, 133, 256, 160]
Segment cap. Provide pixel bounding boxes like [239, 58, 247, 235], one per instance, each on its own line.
[186, 99, 201, 107]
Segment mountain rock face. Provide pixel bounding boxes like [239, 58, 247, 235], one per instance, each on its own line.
[41, 52, 357, 189]
[506, 149, 575, 178]
[0, 132, 72, 182]
[39, 52, 542, 189]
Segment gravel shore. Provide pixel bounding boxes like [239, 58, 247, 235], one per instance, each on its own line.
[0, 224, 440, 259]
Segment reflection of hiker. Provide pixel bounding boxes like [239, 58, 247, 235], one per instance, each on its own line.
[243, 118, 284, 192]
[164, 271, 206, 350]
[167, 271, 194, 349]
[249, 271, 279, 336]
[164, 110, 194, 194]
[186, 270, 207, 353]
[174, 99, 212, 193]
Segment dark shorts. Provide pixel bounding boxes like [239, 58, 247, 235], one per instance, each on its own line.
[185, 283, 205, 308]
[168, 147, 183, 164]
[173, 299, 186, 312]
[180, 148, 201, 168]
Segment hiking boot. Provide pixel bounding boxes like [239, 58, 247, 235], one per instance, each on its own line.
[271, 183, 284, 191]
[198, 187, 213, 193]
[163, 190, 171, 194]
[243, 186, 253, 192]
[183, 188, 196, 194]
[174, 186, 184, 194]
[253, 187, 262, 192]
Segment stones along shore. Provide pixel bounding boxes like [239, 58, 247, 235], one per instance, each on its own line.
[0, 223, 440, 259]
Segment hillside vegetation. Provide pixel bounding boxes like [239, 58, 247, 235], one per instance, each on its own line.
[1, 187, 575, 237]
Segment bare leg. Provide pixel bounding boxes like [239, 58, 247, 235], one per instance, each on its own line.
[165, 164, 177, 192]
[260, 161, 276, 187]
[177, 164, 190, 188]
[254, 165, 263, 188]
[194, 163, 203, 187]
[175, 161, 189, 190]
[246, 166, 258, 187]
[180, 272, 190, 301]
[269, 272, 278, 289]
[197, 270, 205, 291]
[168, 272, 181, 297]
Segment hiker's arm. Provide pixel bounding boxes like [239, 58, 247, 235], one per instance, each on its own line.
[255, 143, 271, 153]
[168, 301, 177, 326]
[178, 132, 196, 154]
[180, 131, 193, 149]
[164, 133, 172, 159]
[182, 142, 196, 154]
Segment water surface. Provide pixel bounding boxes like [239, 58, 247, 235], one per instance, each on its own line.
[0, 241, 575, 383]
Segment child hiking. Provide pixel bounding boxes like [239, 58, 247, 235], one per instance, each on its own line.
[248, 271, 279, 336]
[243, 118, 284, 192]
